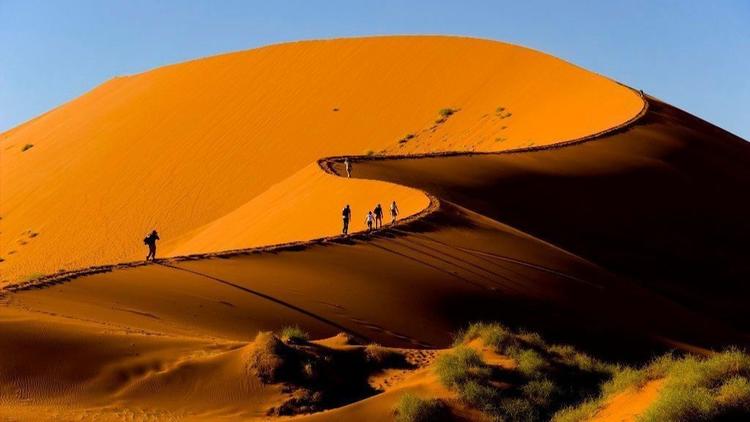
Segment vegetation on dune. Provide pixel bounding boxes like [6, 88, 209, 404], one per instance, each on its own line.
[249, 322, 750, 420]
[278, 325, 309, 344]
[394, 393, 450, 422]
[21, 143, 34, 152]
[639, 349, 750, 421]
[365, 343, 407, 368]
[435, 107, 458, 124]
[247, 331, 409, 416]
[443, 322, 623, 421]
[444, 322, 750, 421]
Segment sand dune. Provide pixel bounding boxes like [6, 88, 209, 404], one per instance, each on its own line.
[0, 36, 641, 283]
[1, 35, 748, 420]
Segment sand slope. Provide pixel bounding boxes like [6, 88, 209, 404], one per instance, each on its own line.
[1, 36, 641, 282]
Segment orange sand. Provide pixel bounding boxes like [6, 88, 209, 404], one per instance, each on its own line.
[0, 36, 641, 282]
[590, 380, 665, 422]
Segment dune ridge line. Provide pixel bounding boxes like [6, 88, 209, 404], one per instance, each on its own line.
[2, 88, 647, 295]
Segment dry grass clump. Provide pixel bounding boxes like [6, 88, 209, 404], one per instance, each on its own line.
[448, 322, 614, 421]
[554, 349, 750, 421]
[249, 330, 414, 417]
[394, 393, 449, 422]
[246, 331, 287, 383]
[453, 321, 517, 352]
[278, 325, 309, 344]
[435, 345, 491, 388]
[365, 343, 406, 368]
[21, 144, 34, 152]
[435, 107, 458, 124]
[640, 349, 750, 421]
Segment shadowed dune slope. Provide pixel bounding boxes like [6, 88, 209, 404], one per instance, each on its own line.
[0, 35, 641, 282]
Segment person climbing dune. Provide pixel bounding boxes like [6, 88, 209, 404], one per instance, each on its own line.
[390, 200, 399, 224]
[342, 204, 351, 235]
[344, 158, 352, 178]
[365, 210, 374, 232]
[144, 230, 160, 261]
[374, 203, 383, 229]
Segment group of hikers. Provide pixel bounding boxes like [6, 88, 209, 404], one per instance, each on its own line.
[143, 158, 398, 260]
[342, 200, 399, 235]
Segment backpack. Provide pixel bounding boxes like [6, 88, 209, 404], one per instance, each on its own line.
[143, 236, 149, 245]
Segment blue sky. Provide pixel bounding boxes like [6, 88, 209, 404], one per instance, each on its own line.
[1, 1, 748, 139]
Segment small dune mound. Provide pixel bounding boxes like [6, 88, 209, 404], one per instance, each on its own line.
[242, 331, 413, 416]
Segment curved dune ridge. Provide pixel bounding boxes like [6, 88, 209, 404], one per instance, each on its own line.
[0, 35, 642, 282]
[2, 36, 750, 420]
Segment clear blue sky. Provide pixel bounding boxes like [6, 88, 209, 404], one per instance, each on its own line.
[1, 0, 748, 139]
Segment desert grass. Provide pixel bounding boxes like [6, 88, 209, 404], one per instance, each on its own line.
[278, 325, 309, 344]
[394, 392, 449, 422]
[553, 348, 750, 421]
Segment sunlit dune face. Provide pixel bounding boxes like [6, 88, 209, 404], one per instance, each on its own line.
[0, 36, 641, 282]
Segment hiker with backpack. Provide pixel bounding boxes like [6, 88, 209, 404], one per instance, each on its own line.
[144, 230, 160, 261]
[342, 204, 352, 235]
[390, 200, 399, 224]
[365, 210, 374, 232]
[374, 203, 383, 229]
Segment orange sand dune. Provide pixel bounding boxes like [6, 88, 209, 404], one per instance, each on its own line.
[1, 35, 748, 420]
[0, 36, 641, 282]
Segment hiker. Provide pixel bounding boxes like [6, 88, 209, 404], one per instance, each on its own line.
[365, 211, 374, 232]
[342, 204, 352, 235]
[344, 158, 352, 178]
[373, 203, 383, 229]
[390, 200, 399, 224]
[144, 230, 160, 261]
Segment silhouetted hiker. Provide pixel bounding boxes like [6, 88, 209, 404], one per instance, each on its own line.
[374, 203, 383, 229]
[390, 200, 399, 224]
[344, 158, 352, 178]
[365, 211, 374, 232]
[342, 204, 352, 235]
[144, 230, 160, 261]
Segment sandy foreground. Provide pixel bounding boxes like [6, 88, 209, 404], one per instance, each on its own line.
[1, 36, 750, 420]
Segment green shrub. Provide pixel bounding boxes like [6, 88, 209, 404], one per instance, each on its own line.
[435, 346, 490, 388]
[552, 399, 603, 422]
[278, 325, 309, 344]
[522, 378, 557, 406]
[438, 108, 456, 118]
[640, 349, 750, 421]
[453, 322, 516, 353]
[460, 380, 500, 412]
[518, 331, 547, 350]
[716, 376, 750, 410]
[515, 349, 547, 379]
[394, 393, 448, 422]
[500, 397, 536, 421]
[22, 144, 34, 152]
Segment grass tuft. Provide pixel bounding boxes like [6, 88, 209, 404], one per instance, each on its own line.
[394, 393, 449, 422]
[435, 345, 490, 388]
[21, 144, 34, 152]
[278, 325, 309, 344]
